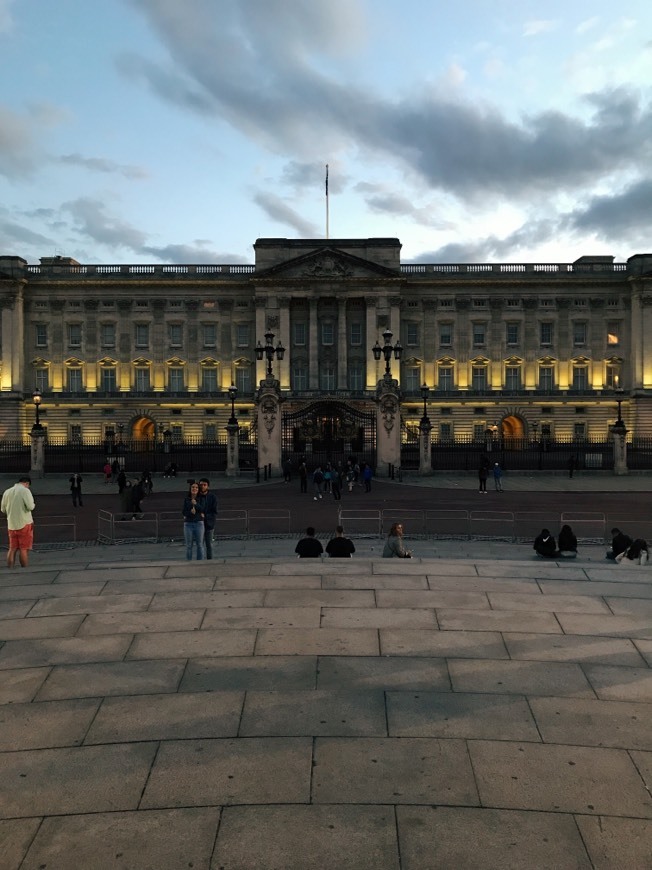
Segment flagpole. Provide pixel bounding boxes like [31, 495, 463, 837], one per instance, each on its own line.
[325, 163, 329, 239]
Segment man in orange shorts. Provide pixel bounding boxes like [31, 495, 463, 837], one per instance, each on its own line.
[1, 476, 36, 568]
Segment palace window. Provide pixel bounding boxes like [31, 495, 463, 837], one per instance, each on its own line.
[292, 366, 308, 391]
[67, 324, 82, 348]
[321, 322, 334, 346]
[348, 365, 364, 391]
[168, 367, 184, 392]
[135, 324, 149, 348]
[35, 368, 49, 391]
[135, 367, 150, 392]
[505, 365, 521, 391]
[538, 364, 555, 391]
[35, 324, 48, 348]
[605, 363, 621, 389]
[293, 322, 306, 346]
[201, 368, 218, 392]
[439, 323, 452, 346]
[506, 323, 519, 346]
[235, 366, 252, 393]
[406, 323, 419, 346]
[440, 422, 453, 442]
[101, 323, 115, 348]
[350, 323, 362, 346]
[573, 322, 587, 346]
[202, 324, 217, 348]
[572, 365, 588, 390]
[438, 364, 453, 391]
[100, 367, 117, 392]
[404, 366, 420, 392]
[236, 324, 250, 347]
[471, 365, 487, 391]
[320, 365, 336, 390]
[66, 368, 83, 393]
[574, 422, 587, 440]
[472, 324, 486, 347]
[168, 324, 183, 347]
[607, 322, 619, 345]
[204, 423, 217, 441]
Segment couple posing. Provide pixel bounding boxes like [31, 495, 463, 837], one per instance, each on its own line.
[182, 478, 218, 560]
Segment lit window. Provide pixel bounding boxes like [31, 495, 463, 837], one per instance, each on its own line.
[607, 322, 619, 345]
[168, 368, 184, 392]
[605, 365, 620, 389]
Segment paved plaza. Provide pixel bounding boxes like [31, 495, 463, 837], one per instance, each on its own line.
[1, 528, 652, 868]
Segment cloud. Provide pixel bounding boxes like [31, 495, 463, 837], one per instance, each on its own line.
[0, 106, 41, 178]
[0, 218, 54, 249]
[141, 242, 249, 263]
[356, 186, 451, 229]
[522, 19, 557, 37]
[62, 197, 148, 250]
[568, 178, 652, 239]
[253, 191, 318, 236]
[281, 160, 346, 195]
[57, 154, 148, 179]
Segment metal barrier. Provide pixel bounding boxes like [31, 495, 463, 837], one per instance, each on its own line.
[212, 510, 248, 539]
[561, 512, 606, 543]
[514, 512, 561, 542]
[338, 509, 382, 537]
[247, 509, 291, 537]
[470, 510, 514, 541]
[381, 509, 425, 535]
[425, 510, 469, 539]
[36, 515, 77, 546]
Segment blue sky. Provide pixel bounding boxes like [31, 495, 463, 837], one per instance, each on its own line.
[0, 0, 650, 265]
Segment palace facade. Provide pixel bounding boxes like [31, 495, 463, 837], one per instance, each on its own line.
[0, 238, 651, 468]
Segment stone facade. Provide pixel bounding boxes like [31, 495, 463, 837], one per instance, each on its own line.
[0, 240, 651, 450]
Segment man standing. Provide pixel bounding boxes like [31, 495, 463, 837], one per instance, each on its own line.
[198, 478, 218, 559]
[492, 462, 503, 492]
[69, 472, 83, 507]
[325, 525, 355, 558]
[1, 476, 36, 568]
[298, 460, 308, 493]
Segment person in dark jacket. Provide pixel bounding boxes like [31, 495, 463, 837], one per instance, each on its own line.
[295, 527, 323, 558]
[198, 478, 218, 559]
[606, 528, 632, 560]
[69, 473, 83, 507]
[534, 528, 557, 558]
[325, 526, 355, 558]
[557, 524, 578, 558]
[182, 481, 206, 560]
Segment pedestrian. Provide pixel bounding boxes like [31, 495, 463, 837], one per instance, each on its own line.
[331, 472, 341, 500]
[492, 462, 503, 492]
[312, 466, 324, 500]
[325, 525, 355, 558]
[557, 524, 578, 558]
[606, 527, 632, 560]
[616, 538, 649, 566]
[103, 461, 112, 484]
[295, 526, 324, 558]
[198, 477, 218, 559]
[323, 464, 332, 493]
[283, 459, 292, 483]
[382, 522, 413, 558]
[119, 480, 132, 519]
[568, 455, 576, 479]
[69, 472, 83, 507]
[111, 458, 120, 481]
[298, 460, 308, 493]
[1, 476, 35, 568]
[478, 462, 488, 493]
[362, 463, 373, 492]
[117, 469, 127, 494]
[182, 481, 205, 560]
[533, 528, 557, 558]
[346, 464, 355, 493]
[141, 470, 153, 495]
[130, 479, 146, 519]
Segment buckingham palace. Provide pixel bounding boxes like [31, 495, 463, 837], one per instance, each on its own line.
[1, 237, 651, 474]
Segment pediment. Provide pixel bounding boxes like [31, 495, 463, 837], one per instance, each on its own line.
[64, 357, 84, 367]
[255, 246, 398, 282]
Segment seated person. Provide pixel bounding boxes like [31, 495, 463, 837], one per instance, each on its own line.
[295, 526, 324, 558]
[557, 524, 578, 558]
[382, 523, 412, 558]
[616, 538, 649, 566]
[325, 525, 355, 558]
[533, 528, 557, 558]
[606, 527, 632, 560]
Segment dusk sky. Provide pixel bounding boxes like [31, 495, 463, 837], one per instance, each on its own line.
[1, 0, 650, 265]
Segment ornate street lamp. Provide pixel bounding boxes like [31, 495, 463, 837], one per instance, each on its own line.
[117, 423, 124, 442]
[420, 383, 430, 429]
[255, 331, 285, 378]
[32, 389, 43, 431]
[372, 328, 403, 376]
[614, 386, 625, 431]
[227, 383, 238, 425]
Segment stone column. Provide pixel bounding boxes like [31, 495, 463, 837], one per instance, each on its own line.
[309, 299, 319, 389]
[256, 375, 284, 476]
[419, 418, 432, 475]
[254, 297, 267, 386]
[365, 298, 377, 388]
[278, 297, 291, 389]
[225, 421, 240, 477]
[612, 419, 628, 475]
[337, 298, 347, 389]
[30, 428, 45, 478]
[376, 374, 401, 473]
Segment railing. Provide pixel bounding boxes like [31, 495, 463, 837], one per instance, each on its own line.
[26, 264, 256, 278]
[400, 263, 627, 275]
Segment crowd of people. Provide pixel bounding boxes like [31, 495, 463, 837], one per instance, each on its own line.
[532, 524, 649, 565]
[288, 458, 374, 500]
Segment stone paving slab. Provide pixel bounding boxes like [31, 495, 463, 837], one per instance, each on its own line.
[214, 805, 400, 870]
[315, 655, 450, 691]
[239, 690, 387, 737]
[213, 574, 322, 589]
[0, 698, 99, 751]
[0, 583, 106, 601]
[263, 589, 375, 608]
[502, 632, 646, 666]
[557, 612, 652, 638]
[0, 819, 41, 870]
[379, 628, 507, 658]
[54, 566, 166, 584]
[312, 737, 478, 805]
[488, 591, 610, 613]
[0, 600, 35, 620]
[29, 593, 152, 616]
[179, 655, 317, 692]
[322, 574, 429, 589]
[0, 743, 157, 817]
[448, 659, 595, 697]
[426, 575, 539, 593]
[436, 607, 562, 633]
[140, 737, 311, 808]
[147, 589, 265, 610]
[606, 596, 652, 616]
[201, 605, 321, 629]
[636, 638, 652, 666]
[0, 614, 84, 640]
[321, 606, 437, 629]
[102, 576, 216, 594]
[0, 570, 60, 587]
[35, 660, 185, 701]
[575, 815, 652, 870]
[584, 664, 652, 702]
[255, 627, 379, 656]
[386, 690, 540, 741]
[376, 589, 490, 609]
[396, 806, 593, 870]
[476, 564, 590, 580]
[468, 739, 652, 817]
[18, 808, 221, 870]
[84, 691, 244, 743]
[0, 635, 133, 669]
[530, 696, 652, 750]
[0, 667, 50, 705]
[126, 628, 256, 660]
[540, 578, 652, 598]
[76, 608, 205, 635]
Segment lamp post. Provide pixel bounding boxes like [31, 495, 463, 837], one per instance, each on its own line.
[255, 331, 285, 378]
[418, 383, 432, 475]
[372, 328, 403, 377]
[32, 389, 43, 431]
[228, 383, 238, 425]
[613, 388, 628, 475]
[420, 383, 430, 429]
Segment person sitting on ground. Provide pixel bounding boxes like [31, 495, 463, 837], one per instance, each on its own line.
[382, 522, 412, 558]
[557, 524, 578, 558]
[616, 538, 649, 566]
[325, 525, 356, 558]
[295, 526, 324, 558]
[533, 528, 557, 558]
[606, 527, 632, 561]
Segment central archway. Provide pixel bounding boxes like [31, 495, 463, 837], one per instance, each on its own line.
[501, 415, 525, 440]
[131, 416, 156, 440]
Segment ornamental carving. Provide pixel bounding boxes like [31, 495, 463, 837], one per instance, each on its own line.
[303, 256, 349, 277]
[266, 315, 280, 329]
[379, 394, 398, 434]
[260, 395, 278, 437]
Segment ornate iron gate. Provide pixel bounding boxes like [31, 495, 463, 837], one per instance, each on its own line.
[282, 401, 376, 470]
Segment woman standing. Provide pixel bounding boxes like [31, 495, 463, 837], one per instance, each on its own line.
[382, 522, 413, 558]
[182, 482, 206, 560]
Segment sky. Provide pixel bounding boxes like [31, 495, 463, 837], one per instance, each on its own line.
[0, 0, 651, 266]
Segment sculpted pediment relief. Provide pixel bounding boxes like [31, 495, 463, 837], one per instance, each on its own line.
[256, 246, 398, 281]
